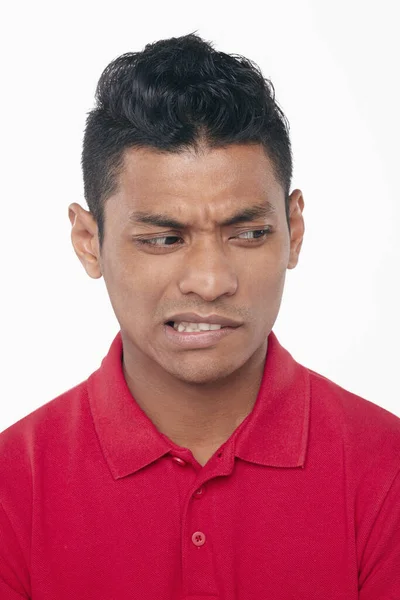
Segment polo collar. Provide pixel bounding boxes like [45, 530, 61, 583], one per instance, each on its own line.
[87, 330, 310, 479]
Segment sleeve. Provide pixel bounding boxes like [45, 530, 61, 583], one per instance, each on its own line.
[358, 467, 400, 599]
[0, 501, 30, 599]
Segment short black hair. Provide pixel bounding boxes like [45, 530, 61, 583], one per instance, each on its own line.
[82, 32, 293, 250]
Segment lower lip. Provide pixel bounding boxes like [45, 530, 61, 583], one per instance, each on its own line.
[163, 324, 239, 348]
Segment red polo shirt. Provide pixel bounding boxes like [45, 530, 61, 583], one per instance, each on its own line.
[1, 330, 400, 599]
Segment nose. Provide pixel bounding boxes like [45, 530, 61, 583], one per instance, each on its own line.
[178, 237, 238, 301]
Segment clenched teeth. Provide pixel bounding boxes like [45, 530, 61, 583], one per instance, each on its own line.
[173, 321, 222, 332]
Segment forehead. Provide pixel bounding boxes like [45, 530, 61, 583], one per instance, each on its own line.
[108, 143, 285, 223]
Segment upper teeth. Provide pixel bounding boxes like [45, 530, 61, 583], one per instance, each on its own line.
[173, 321, 222, 332]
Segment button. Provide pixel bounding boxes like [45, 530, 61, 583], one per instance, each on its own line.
[192, 531, 206, 546]
[193, 486, 205, 498]
[172, 456, 187, 466]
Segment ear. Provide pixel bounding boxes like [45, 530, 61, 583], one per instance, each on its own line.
[287, 189, 305, 270]
[68, 203, 102, 279]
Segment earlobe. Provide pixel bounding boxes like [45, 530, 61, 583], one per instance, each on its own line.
[68, 203, 103, 280]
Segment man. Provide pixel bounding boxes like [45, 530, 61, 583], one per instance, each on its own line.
[0, 33, 399, 599]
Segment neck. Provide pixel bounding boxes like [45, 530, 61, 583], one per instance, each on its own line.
[121, 341, 268, 451]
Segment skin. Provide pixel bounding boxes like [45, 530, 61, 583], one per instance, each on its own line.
[68, 143, 305, 466]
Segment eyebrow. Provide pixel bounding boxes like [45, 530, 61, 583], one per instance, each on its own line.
[128, 201, 277, 229]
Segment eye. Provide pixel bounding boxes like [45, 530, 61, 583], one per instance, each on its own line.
[134, 228, 273, 251]
[135, 236, 183, 248]
[235, 229, 272, 242]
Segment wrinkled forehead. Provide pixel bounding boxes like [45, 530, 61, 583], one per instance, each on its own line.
[106, 144, 286, 225]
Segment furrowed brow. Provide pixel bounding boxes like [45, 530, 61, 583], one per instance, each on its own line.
[221, 202, 276, 226]
[128, 202, 276, 229]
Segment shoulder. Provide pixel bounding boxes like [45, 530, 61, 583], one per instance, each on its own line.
[0, 379, 89, 493]
[306, 366, 400, 479]
[308, 366, 400, 437]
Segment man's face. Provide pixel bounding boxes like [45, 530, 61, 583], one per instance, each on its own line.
[70, 143, 304, 384]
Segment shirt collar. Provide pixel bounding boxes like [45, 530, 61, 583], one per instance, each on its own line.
[87, 330, 310, 479]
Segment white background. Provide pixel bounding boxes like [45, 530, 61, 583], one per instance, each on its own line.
[1, 0, 399, 432]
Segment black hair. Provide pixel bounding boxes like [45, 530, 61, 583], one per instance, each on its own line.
[82, 32, 293, 250]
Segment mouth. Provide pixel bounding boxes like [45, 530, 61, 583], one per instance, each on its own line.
[163, 321, 239, 348]
[165, 321, 229, 332]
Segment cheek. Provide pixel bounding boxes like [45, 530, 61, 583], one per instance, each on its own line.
[103, 248, 173, 326]
[241, 251, 287, 297]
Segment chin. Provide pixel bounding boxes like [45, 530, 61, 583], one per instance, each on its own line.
[166, 353, 249, 386]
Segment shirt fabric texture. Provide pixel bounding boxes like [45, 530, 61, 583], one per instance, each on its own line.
[1, 330, 400, 599]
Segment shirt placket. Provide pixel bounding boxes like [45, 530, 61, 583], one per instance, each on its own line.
[170, 447, 234, 600]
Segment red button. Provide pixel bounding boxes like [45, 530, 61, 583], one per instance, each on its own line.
[193, 486, 205, 498]
[192, 531, 206, 546]
[172, 456, 187, 466]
